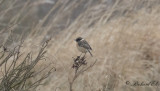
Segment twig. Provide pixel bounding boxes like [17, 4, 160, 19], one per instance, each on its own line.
[70, 55, 97, 91]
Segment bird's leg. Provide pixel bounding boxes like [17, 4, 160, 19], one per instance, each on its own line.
[79, 53, 82, 57]
[83, 52, 86, 57]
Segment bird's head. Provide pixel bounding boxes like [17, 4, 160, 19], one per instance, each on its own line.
[75, 37, 83, 42]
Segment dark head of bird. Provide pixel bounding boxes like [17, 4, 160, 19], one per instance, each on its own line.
[75, 37, 83, 42]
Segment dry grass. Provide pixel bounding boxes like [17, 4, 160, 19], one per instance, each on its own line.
[0, 0, 160, 91]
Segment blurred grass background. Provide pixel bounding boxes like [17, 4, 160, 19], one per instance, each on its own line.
[0, 0, 160, 91]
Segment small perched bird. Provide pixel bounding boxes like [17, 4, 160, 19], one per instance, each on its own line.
[75, 37, 93, 57]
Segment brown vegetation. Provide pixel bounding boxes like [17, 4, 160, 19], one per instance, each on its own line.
[0, 0, 160, 91]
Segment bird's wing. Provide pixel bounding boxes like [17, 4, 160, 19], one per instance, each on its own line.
[78, 39, 92, 50]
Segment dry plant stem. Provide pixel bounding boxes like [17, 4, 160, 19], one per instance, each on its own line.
[0, 38, 55, 91]
[70, 55, 97, 91]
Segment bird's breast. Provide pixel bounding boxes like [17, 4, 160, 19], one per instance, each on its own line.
[76, 43, 87, 53]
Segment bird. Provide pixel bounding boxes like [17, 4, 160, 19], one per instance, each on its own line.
[75, 37, 93, 57]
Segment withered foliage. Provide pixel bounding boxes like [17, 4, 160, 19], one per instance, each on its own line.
[70, 55, 97, 91]
[0, 39, 55, 91]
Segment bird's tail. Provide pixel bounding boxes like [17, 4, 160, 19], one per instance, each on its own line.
[88, 50, 93, 57]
